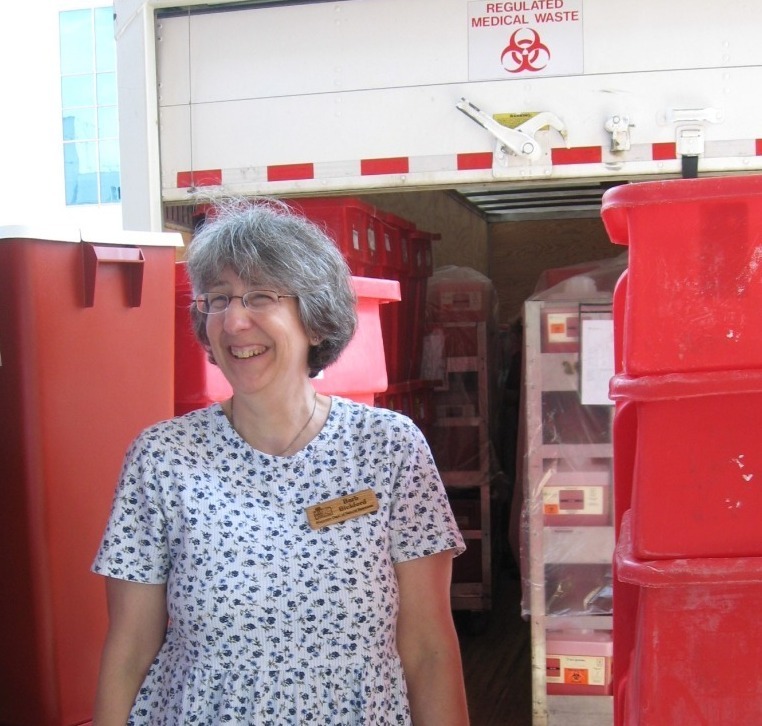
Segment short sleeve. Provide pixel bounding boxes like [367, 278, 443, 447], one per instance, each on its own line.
[388, 421, 466, 564]
[91, 432, 171, 584]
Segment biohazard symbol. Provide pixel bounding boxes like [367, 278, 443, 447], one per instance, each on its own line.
[500, 28, 551, 73]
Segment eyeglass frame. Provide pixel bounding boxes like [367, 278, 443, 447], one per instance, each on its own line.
[194, 290, 297, 315]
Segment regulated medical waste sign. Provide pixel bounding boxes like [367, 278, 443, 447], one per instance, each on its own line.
[467, 0, 584, 80]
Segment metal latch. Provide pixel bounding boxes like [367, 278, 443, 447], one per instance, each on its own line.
[676, 125, 705, 157]
[456, 97, 568, 162]
[661, 107, 723, 157]
[604, 115, 634, 152]
[660, 107, 723, 178]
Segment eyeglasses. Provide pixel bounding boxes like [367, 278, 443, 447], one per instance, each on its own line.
[195, 290, 296, 314]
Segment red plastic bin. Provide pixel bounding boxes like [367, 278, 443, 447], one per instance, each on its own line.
[374, 212, 416, 383]
[375, 216, 437, 384]
[601, 175, 762, 375]
[312, 276, 400, 405]
[289, 197, 380, 277]
[374, 210, 414, 279]
[0, 226, 180, 726]
[610, 369, 762, 559]
[616, 510, 762, 725]
[175, 262, 233, 415]
[405, 228, 438, 380]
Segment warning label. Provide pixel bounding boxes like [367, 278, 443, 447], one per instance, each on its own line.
[467, 0, 584, 81]
[545, 654, 609, 687]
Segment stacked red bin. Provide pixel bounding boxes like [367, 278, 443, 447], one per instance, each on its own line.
[602, 176, 762, 725]
[374, 217, 439, 436]
[287, 197, 439, 432]
[311, 276, 401, 406]
[289, 197, 382, 278]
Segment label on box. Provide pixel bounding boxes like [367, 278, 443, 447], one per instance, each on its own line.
[543, 486, 605, 516]
[546, 312, 579, 344]
[440, 290, 481, 311]
[546, 654, 608, 686]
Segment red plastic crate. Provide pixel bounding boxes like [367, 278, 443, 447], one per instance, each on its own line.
[406, 229, 436, 380]
[601, 175, 762, 374]
[288, 197, 379, 277]
[375, 216, 406, 383]
[312, 276, 400, 405]
[617, 510, 762, 725]
[375, 210, 415, 278]
[610, 369, 762, 559]
[409, 227, 436, 279]
[377, 218, 438, 383]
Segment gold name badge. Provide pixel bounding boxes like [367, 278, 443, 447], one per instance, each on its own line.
[305, 488, 379, 530]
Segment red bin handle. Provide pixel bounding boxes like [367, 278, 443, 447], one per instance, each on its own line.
[83, 243, 145, 307]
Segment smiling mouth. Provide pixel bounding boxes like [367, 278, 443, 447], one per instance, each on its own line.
[231, 345, 267, 359]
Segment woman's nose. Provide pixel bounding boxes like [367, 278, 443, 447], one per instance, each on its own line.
[222, 297, 254, 331]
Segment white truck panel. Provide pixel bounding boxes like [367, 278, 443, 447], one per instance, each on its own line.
[157, 0, 762, 100]
[115, 0, 762, 223]
[157, 0, 468, 103]
[581, 2, 761, 72]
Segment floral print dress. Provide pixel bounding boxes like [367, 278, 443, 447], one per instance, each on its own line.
[93, 396, 465, 725]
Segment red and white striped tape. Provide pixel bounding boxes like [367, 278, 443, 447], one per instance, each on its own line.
[175, 139, 762, 189]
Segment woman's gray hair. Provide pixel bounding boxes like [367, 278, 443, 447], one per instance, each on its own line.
[186, 197, 357, 377]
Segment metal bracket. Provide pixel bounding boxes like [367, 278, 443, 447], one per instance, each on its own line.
[456, 97, 568, 163]
[661, 107, 723, 157]
[676, 124, 706, 157]
[604, 114, 634, 152]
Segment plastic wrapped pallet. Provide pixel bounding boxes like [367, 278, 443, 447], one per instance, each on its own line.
[518, 255, 627, 624]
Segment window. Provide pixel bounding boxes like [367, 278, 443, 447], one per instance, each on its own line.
[59, 7, 120, 205]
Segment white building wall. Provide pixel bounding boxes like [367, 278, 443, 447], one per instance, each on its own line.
[0, 0, 123, 229]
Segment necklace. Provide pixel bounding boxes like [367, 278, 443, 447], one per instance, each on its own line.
[230, 392, 318, 456]
[278, 391, 318, 455]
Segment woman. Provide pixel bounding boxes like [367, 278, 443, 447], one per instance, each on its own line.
[92, 198, 469, 725]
